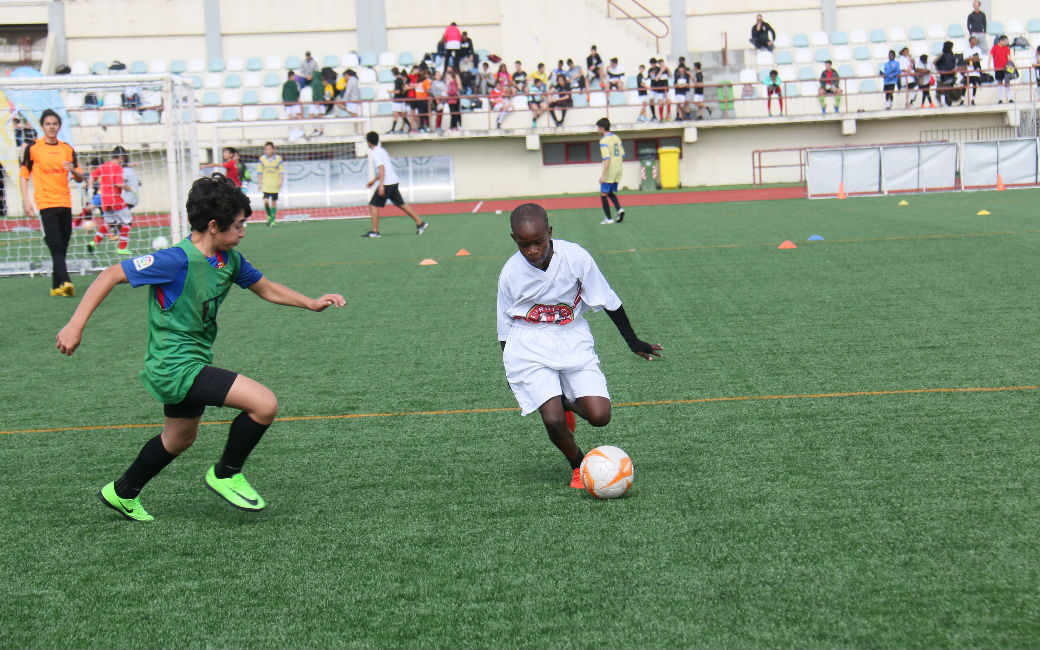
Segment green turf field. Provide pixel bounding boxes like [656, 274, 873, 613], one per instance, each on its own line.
[1, 189, 1039, 649]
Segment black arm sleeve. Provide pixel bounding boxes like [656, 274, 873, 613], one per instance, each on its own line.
[606, 305, 653, 355]
[500, 340, 506, 351]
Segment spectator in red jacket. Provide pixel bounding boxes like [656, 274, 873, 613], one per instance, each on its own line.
[444, 22, 462, 71]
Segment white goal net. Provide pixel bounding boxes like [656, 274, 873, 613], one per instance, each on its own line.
[0, 74, 197, 277]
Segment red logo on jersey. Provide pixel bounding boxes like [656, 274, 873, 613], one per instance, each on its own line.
[523, 303, 575, 325]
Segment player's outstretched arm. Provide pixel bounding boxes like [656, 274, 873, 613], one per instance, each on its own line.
[56, 264, 128, 356]
[606, 305, 663, 361]
[247, 276, 346, 312]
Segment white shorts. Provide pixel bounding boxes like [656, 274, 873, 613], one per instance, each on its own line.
[103, 207, 132, 225]
[392, 101, 407, 112]
[693, 93, 704, 102]
[503, 321, 609, 416]
[346, 102, 360, 115]
[285, 104, 301, 117]
[651, 90, 666, 101]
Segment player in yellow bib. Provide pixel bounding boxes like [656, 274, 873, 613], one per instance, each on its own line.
[596, 118, 625, 225]
[256, 141, 284, 226]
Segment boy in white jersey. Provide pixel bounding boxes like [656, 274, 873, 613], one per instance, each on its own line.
[497, 203, 662, 488]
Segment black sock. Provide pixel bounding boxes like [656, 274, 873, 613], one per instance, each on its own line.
[601, 195, 611, 219]
[114, 434, 178, 499]
[608, 192, 621, 210]
[568, 449, 584, 470]
[214, 412, 270, 479]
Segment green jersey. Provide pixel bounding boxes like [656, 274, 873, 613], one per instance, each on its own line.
[122, 239, 262, 404]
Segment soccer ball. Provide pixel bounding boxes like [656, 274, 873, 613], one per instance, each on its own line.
[82, 219, 95, 232]
[580, 445, 634, 499]
[152, 236, 169, 250]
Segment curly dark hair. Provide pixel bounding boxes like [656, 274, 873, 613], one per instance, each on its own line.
[186, 173, 252, 232]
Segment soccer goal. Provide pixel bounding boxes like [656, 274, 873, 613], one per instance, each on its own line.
[212, 121, 455, 223]
[0, 74, 197, 277]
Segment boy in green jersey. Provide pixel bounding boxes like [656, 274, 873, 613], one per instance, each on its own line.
[56, 174, 346, 521]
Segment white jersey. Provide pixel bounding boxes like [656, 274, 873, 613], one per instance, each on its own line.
[497, 239, 621, 340]
[368, 144, 399, 185]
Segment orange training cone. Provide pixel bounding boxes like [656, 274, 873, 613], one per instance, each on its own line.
[778, 240, 797, 249]
[456, 249, 470, 256]
[419, 258, 438, 266]
[996, 174, 1006, 191]
[836, 182, 847, 199]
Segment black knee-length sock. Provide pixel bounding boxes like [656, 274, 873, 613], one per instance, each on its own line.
[114, 435, 178, 498]
[214, 412, 271, 479]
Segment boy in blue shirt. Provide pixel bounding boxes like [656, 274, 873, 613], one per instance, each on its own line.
[882, 50, 901, 110]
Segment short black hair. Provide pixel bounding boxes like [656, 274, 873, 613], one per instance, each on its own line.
[509, 203, 548, 232]
[223, 146, 237, 155]
[596, 117, 610, 131]
[40, 109, 61, 126]
[186, 173, 252, 232]
[287, 70, 295, 79]
[264, 141, 274, 148]
[366, 131, 380, 146]
[111, 145, 126, 158]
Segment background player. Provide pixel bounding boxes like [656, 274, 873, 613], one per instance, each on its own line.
[55, 174, 346, 522]
[361, 131, 428, 238]
[18, 109, 84, 296]
[497, 203, 662, 488]
[596, 118, 625, 225]
[88, 146, 133, 255]
[256, 141, 284, 226]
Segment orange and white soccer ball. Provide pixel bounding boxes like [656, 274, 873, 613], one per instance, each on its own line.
[580, 445, 634, 499]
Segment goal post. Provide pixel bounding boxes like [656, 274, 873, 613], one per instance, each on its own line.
[0, 73, 197, 277]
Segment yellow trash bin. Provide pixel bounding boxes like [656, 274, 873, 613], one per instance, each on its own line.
[658, 146, 680, 189]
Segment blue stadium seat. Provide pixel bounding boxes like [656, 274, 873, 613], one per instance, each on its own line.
[775, 50, 793, 64]
[263, 73, 281, 87]
[208, 57, 225, 72]
[378, 68, 394, 83]
[219, 107, 239, 121]
[360, 86, 375, 100]
[246, 57, 263, 71]
[571, 93, 588, 108]
[169, 59, 186, 74]
[398, 52, 415, 67]
[360, 52, 378, 68]
[285, 55, 301, 70]
[225, 74, 242, 89]
[858, 79, 878, 93]
[202, 91, 220, 105]
[948, 24, 966, 37]
[853, 45, 870, 60]
[130, 60, 147, 74]
[931, 41, 944, 55]
[987, 21, 1003, 36]
[190, 76, 203, 89]
[100, 111, 119, 126]
[814, 48, 831, 62]
[797, 66, 815, 80]
[67, 112, 79, 126]
[242, 90, 259, 104]
[830, 31, 848, 45]
[322, 54, 340, 68]
[1029, 18, 1040, 33]
[91, 61, 107, 74]
[908, 26, 926, 40]
[838, 64, 854, 78]
[792, 33, 810, 47]
[259, 106, 279, 120]
[609, 91, 626, 105]
[377, 102, 393, 116]
[626, 74, 638, 89]
[869, 29, 887, 43]
[758, 69, 772, 84]
[140, 110, 160, 124]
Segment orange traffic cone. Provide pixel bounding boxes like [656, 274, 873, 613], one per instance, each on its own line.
[837, 182, 847, 199]
[778, 240, 797, 249]
[996, 174, 1006, 191]
[456, 249, 471, 256]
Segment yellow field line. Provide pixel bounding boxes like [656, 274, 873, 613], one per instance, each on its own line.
[2, 384, 1035, 436]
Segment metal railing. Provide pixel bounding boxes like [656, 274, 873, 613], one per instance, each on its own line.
[606, 0, 669, 53]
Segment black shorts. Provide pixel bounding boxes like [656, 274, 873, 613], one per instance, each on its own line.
[883, 83, 896, 92]
[370, 183, 406, 208]
[995, 70, 1006, 83]
[163, 366, 238, 419]
[263, 192, 279, 201]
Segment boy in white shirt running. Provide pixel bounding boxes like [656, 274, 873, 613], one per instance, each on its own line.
[362, 131, 428, 238]
[497, 203, 662, 488]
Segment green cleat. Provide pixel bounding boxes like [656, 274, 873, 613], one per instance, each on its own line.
[117, 248, 133, 256]
[204, 465, 266, 511]
[98, 481, 155, 521]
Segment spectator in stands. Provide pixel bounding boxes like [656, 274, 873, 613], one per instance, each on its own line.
[490, 83, 513, 129]
[512, 61, 528, 93]
[496, 63, 512, 92]
[673, 62, 691, 120]
[320, 67, 338, 115]
[566, 58, 589, 98]
[309, 70, 326, 129]
[389, 67, 412, 133]
[445, 67, 463, 132]
[916, 54, 935, 108]
[341, 69, 361, 121]
[967, 1, 987, 49]
[989, 35, 1013, 103]
[549, 73, 572, 126]
[934, 41, 960, 106]
[586, 45, 606, 90]
[528, 76, 549, 127]
[429, 69, 448, 133]
[282, 71, 302, 119]
[966, 38, 984, 105]
[881, 50, 900, 110]
[444, 22, 462, 71]
[413, 67, 432, 132]
[692, 61, 710, 119]
[478, 61, 494, 101]
[550, 59, 566, 87]
[649, 57, 670, 121]
[297, 50, 319, 89]
[636, 64, 651, 121]
[817, 60, 842, 114]
[459, 31, 474, 67]
[530, 62, 548, 88]
[606, 58, 625, 90]
[1034, 45, 1040, 90]
[898, 46, 915, 98]
[750, 14, 776, 52]
[765, 69, 782, 115]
